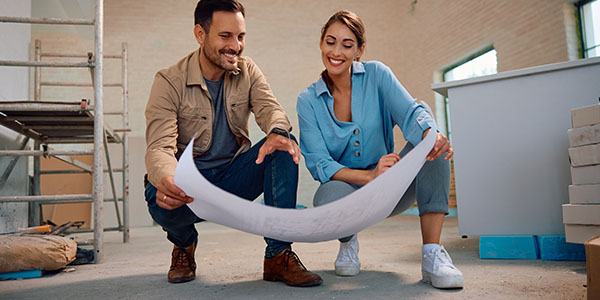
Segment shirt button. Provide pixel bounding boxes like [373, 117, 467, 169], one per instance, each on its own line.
[317, 164, 321, 168]
[355, 151, 360, 157]
[418, 117, 423, 121]
[354, 129, 360, 135]
[354, 141, 360, 146]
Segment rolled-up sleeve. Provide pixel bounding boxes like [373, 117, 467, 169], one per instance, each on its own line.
[297, 93, 345, 183]
[145, 72, 180, 186]
[376, 62, 435, 146]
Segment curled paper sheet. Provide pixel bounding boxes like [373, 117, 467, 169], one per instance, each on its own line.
[175, 130, 436, 243]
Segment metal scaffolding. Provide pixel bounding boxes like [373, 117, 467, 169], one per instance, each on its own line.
[0, 0, 129, 264]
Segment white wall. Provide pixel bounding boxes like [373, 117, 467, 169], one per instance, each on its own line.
[0, 0, 31, 103]
[0, 0, 32, 232]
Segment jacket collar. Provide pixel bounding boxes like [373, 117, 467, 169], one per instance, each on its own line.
[316, 61, 365, 96]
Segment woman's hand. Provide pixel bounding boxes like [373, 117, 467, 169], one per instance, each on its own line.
[368, 153, 401, 182]
[423, 129, 454, 161]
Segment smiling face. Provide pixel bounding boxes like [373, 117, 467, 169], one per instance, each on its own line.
[320, 21, 365, 78]
[195, 10, 246, 79]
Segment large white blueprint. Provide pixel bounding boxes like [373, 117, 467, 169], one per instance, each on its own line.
[175, 130, 436, 242]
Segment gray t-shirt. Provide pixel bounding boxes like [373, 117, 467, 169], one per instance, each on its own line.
[193, 78, 240, 170]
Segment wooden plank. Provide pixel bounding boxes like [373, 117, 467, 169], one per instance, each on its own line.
[569, 144, 600, 167]
[568, 123, 600, 147]
[565, 224, 600, 244]
[572, 104, 600, 128]
[562, 204, 600, 225]
[569, 184, 600, 204]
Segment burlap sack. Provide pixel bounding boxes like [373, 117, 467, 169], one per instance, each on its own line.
[0, 235, 77, 273]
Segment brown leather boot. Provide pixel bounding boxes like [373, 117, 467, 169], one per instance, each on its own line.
[263, 249, 323, 287]
[167, 241, 197, 283]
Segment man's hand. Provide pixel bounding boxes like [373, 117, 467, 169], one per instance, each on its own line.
[423, 129, 454, 161]
[255, 133, 301, 165]
[368, 153, 401, 182]
[155, 175, 193, 210]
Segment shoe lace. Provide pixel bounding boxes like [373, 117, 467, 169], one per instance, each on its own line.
[276, 249, 307, 271]
[338, 237, 359, 261]
[172, 247, 189, 268]
[434, 246, 456, 269]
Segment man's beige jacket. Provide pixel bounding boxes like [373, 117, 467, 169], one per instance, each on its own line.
[145, 49, 292, 186]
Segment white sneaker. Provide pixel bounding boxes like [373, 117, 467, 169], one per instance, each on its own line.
[421, 245, 464, 289]
[334, 235, 360, 276]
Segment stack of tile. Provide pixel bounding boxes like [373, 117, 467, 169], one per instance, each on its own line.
[563, 103, 600, 244]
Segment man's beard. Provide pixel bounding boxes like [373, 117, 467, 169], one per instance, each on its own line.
[203, 39, 240, 72]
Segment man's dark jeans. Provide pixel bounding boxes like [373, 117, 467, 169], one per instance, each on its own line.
[145, 135, 298, 258]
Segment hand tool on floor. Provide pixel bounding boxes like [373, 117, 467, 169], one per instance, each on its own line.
[0, 225, 52, 235]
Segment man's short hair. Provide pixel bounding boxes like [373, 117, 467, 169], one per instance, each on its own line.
[194, 0, 245, 31]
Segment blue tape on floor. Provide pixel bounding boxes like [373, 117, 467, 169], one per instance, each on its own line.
[0, 269, 43, 280]
[479, 236, 539, 259]
[537, 235, 586, 261]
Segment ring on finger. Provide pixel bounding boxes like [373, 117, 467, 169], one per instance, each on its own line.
[162, 195, 167, 201]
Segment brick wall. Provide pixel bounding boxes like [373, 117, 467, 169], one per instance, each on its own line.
[391, 0, 574, 98]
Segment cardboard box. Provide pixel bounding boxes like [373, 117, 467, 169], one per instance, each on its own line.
[585, 236, 600, 300]
[569, 184, 600, 204]
[562, 204, 600, 225]
[565, 224, 600, 244]
[568, 123, 600, 147]
[571, 164, 600, 185]
[572, 103, 600, 129]
[40, 156, 92, 229]
[569, 144, 600, 167]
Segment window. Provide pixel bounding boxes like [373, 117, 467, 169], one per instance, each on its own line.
[578, 0, 600, 58]
[438, 49, 497, 140]
[443, 49, 498, 82]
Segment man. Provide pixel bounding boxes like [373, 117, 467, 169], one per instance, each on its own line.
[144, 0, 322, 287]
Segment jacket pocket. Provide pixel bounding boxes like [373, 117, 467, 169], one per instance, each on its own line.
[177, 108, 212, 152]
[228, 97, 250, 130]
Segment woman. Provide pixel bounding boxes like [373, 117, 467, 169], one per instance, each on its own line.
[297, 10, 463, 289]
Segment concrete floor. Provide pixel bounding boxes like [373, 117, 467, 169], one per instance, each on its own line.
[0, 215, 588, 299]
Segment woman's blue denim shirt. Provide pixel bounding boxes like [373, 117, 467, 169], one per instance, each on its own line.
[297, 61, 435, 183]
